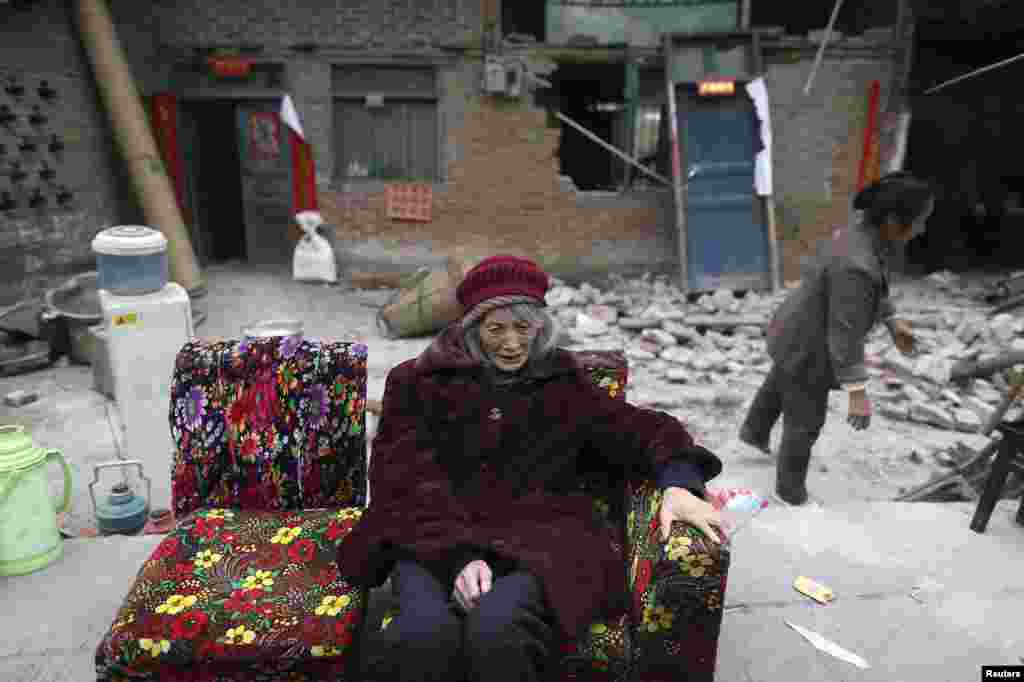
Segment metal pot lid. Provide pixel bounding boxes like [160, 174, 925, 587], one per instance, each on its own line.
[91, 226, 168, 256]
[0, 424, 45, 473]
[98, 485, 147, 519]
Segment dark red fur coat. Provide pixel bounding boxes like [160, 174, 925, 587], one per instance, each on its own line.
[336, 325, 721, 641]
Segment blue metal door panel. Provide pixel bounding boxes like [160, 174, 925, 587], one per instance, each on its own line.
[682, 94, 770, 291]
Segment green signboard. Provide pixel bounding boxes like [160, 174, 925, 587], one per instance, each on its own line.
[546, 0, 738, 47]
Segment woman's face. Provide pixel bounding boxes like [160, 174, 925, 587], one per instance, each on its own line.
[478, 307, 539, 372]
[885, 197, 935, 242]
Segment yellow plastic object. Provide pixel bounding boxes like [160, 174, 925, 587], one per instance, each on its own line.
[793, 576, 834, 604]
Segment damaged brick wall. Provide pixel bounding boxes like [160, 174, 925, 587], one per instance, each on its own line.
[0, 0, 899, 304]
[0, 0, 166, 306]
[321, 61, 677, 279]
[322, 46, 896, 285]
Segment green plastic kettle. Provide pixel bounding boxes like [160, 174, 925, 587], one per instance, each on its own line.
[0, 424, 72, 576]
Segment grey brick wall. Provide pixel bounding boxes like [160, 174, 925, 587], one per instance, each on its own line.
[763, 45, 896, 278]
[285, 58, 334, 184]
[766, 52, 894, 202]
[147, 0, 481, 50]
[0, 0, 162, 306]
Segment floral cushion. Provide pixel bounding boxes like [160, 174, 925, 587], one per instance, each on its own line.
[627, 483, 730, 682]
[169, 337, 368, 518]
[95, 508, 368, 682]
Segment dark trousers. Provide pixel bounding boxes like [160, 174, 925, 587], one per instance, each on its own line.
[741, 363, 831, 502]
[362, 557, 556, 682]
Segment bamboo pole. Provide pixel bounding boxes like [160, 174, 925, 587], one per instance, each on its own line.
[74, 0, 204, 295]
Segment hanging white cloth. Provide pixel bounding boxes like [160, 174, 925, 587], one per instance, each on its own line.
[280, 94, 305, 140]
[745, 77, 774, 197]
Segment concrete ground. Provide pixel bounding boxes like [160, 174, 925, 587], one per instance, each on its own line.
[2, 500, 1022, 681]
[2, 262, 1024, 680]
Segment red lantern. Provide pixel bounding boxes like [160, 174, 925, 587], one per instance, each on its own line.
[207, 56, 253, 78]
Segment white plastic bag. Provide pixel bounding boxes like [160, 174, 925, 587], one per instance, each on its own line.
[706, 487, 770, 540]
[292, 211, 338, 284]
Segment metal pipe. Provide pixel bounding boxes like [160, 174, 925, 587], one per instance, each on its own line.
[925, 51, 1024, 95]
[554, 111, 671, 187]
[803, 0, 846, 96]
[74, 0, 204, 295]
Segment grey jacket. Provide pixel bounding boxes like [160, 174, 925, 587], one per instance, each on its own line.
[766, 219, 894, 387]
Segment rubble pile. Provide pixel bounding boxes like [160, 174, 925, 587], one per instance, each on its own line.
[897, 439, 1024, 503]
[545, 269, 1024, 503]
[545, 274, 786, 408]
[547, 270, 1024, 435]
[869, 271, 1024, 434]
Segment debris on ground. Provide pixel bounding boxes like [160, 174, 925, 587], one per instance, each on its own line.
[544, 271, 1024, 435]
[793, 576, 834, 604]
[894, 439, 1024, 502]
[535, 271, 1024, 501]
[546, 274, 780, 389]
[784, 620, 871, 669]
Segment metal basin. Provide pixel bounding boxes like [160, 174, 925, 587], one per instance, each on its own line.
[43, 271, 103, 365]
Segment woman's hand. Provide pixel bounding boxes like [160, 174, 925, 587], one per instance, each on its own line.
[848, 389, 872, 430]
[659, 487, 722, 544]
[453, 559, 492, 612]
[889, 319, 916, 356]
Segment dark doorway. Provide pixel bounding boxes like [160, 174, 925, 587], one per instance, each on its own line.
[182, 100, 246, 264]
[904, 15, 1024, 272]
[544, 63, 627, 192]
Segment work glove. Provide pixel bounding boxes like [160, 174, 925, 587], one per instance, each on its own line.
[847, 389, 872, 431]
[889, 319, 916, 356]
[453, 559, 492, 612]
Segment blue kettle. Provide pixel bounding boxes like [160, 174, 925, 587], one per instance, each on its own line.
[89, 460, 151, 535]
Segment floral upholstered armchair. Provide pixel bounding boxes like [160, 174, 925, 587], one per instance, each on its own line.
[95, 336, 371, 682]
[94, 341, 730, 682]
[371, 350, 732, 682]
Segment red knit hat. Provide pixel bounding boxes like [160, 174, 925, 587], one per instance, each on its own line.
[456, 255, 550, 311]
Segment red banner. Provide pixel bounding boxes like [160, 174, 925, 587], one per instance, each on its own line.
[288, 128, 318, 213]
[857, 80, 882, 191]
[207, 56, 252, 78]
[149, 93, 189, 224]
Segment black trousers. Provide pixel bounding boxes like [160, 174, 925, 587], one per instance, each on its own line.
[361, 556, 556, 682]
[741, 363, 831, 502]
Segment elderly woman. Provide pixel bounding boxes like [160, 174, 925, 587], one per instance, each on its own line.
[337, 255, 723, 682]
[739, 172, 935, 506]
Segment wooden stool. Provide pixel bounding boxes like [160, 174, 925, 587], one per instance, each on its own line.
[970, 420, 1024, 533]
